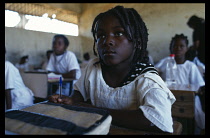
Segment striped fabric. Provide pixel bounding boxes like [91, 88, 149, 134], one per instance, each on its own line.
[5, 102, 110, 135]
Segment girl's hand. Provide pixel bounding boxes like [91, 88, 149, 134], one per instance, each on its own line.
[48, 94, 73, 105]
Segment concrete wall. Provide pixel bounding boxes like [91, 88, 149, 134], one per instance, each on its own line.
[79, 3, 205, 63]
[5, 3, 205, 67]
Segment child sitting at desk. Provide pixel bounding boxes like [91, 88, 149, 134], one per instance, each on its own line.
[5, 48, 34, 110]
[49, 6, 176, 134]
[46, 34, 81, 96]
[155, 34, 205, 134]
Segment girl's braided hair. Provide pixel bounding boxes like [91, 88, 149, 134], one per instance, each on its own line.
[91, 6, 149, 65]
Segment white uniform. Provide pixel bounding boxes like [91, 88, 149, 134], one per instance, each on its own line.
[5, 61, 34, 110]
[155, 59, 205, 130]
[47, 51, 81, 96]
[74, 58, 176, 133]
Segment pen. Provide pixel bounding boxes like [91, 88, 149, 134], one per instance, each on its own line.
[59, 77, 62, 99]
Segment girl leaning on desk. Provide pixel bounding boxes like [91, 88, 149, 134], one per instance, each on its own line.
[48, 6, 176, 134]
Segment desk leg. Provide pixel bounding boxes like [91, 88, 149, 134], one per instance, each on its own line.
[48, 83, 52, 96]
[69, 81, 73, 96]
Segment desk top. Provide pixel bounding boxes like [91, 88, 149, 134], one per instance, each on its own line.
[169, 84, 200, 93]
[48, 78, 76, 83]
[24, 70, 48, 74]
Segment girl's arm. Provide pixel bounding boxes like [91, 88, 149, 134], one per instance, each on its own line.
[5, 89, 12, 109]
[54, 70, 77, 79]
[48, 90, 84, 105]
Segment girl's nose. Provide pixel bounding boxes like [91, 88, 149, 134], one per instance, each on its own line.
[103, 35, 114, 47]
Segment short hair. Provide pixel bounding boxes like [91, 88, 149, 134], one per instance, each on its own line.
[83, 52, 90, 60]
[187, 15, 204, 28]
[169, 34, 189, 54]
[53, 34, 69, 47]
[91, 5, 149, 65]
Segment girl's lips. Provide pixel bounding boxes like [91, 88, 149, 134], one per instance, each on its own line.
[103, 50, 116, 56]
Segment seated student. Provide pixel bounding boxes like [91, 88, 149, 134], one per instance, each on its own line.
[5, 49, 34, 110]
[185, 45, 205, 78]
[48, 6, 176, 134]
[41, 50, 53, 70]
[80, 52, 91, 69]
[155, 34, 205, 134]
[15, 55, 31, 72]
[46, 34, 81, 96]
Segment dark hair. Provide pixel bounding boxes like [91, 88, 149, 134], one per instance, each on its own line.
[185, 46, 197, 61]
[53, 34, 69, 47]
[19, 55, 29, 64]
[169, 34, 189, 54]
[83, 52, 90, 60]
[46, 50, 53, 55]
[91, 6, 149, 65]
[187, 15, 205, 28]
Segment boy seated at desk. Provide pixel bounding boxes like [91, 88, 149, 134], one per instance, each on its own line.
[46, 34, 81, 96]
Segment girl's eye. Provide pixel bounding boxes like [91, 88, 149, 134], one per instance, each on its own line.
[97, 34, 105, 40]
[115, 32, 124, 36]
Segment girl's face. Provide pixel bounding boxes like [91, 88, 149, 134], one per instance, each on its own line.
[96, 15, 134, 66]
[172, 38, 188, 58]
[52, 37, 67, 55]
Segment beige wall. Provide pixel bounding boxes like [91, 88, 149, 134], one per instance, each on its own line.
[5, 3, 205, 67]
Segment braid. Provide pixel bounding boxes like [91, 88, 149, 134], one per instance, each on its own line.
[91, 6, 149, 65]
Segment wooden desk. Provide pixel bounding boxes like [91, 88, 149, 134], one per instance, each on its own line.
[169, 84, 200, 94]
[169, 84, 199, 135]
[109, 121, 182, 135]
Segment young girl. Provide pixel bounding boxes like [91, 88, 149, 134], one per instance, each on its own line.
[46, 34, 81, 96]
[155, 34, 205, 134]
[49, 6, 176, 133]
[5, 49, 34, 110]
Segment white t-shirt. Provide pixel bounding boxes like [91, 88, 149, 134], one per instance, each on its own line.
[15, 62, 30, 71]
[74, 58, 176, 133]
[155, 58, 205, 87]
[5, 61, 34, 109]
[46, 51, 81, 79]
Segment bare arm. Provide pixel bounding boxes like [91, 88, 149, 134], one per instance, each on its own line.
[5, 89, 12, 109]
[53, 69, 77, 79]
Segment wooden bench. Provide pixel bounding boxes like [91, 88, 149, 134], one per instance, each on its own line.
[109, 121, 182, 135]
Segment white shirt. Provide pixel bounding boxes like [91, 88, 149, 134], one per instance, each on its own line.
[15, 62, 30, 71]
[155, 59, 205, 87]
[74, 58, 176, 133]
[5, 61, 34, 109]
[193, 57, 205, 77]
[46, 51, 81, 79]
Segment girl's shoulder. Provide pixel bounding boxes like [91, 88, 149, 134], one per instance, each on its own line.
[183, 60, 197, 68]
